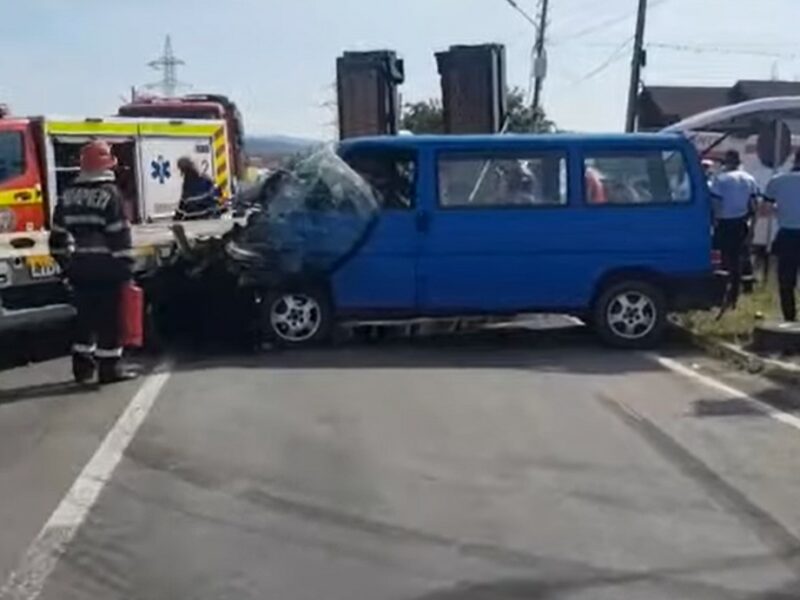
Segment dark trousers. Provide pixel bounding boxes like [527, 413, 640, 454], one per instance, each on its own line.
[715, 217, 750, 306]
[775, 229, 800, 321]
[72, 282, 122, 378]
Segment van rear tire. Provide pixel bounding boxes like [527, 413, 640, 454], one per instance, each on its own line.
[593, 280, 666, 349]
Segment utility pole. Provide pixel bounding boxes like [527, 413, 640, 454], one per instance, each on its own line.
[532, 0, 550, 120]
[625, 0, 647, 132]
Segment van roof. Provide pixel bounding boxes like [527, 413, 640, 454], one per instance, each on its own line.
[340, 132, 686, 150]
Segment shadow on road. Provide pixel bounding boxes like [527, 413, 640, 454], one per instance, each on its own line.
[0, 325, 71, 372]
[0, 380, 96, 405]
[169, 324, 683, 376]
[693, 398, 768, 418]
[691, 386, 800, 419]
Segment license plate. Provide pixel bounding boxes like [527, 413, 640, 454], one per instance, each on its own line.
[26, 255, 60, 279]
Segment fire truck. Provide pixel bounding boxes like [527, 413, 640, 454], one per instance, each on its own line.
[0, 112, 237, 333]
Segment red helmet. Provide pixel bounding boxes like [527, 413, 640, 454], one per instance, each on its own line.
[80, 140, 118, 172]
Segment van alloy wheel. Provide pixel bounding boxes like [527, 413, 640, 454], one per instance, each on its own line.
[270, 293, 322, 343]
[605, 291, 657, 340]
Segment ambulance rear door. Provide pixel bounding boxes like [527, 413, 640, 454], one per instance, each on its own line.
[44, 117, 139, 220]
[137, 120, 226, 221]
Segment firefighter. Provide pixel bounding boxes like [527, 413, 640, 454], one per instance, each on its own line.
[709, 150, 759, 309]
[49, 140, 139, 384]
[174, 157, 219, 220]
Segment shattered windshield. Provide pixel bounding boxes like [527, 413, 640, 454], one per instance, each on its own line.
[229, 145, 380, 275]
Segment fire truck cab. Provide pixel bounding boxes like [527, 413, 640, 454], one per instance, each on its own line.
[0, 117, 47, 233]
[118, 94, 245, 184]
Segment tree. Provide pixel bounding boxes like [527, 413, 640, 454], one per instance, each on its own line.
[400, 87, 556, 134]
[399, 98, 445, 134]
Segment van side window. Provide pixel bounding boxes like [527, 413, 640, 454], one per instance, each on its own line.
[438, 153, 567, 207]
[584, 151, 691, 205]
[344, 150, 416, 210]
[0, 132, 24, 185]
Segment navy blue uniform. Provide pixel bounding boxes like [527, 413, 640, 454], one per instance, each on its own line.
[49, 175, 133, 379]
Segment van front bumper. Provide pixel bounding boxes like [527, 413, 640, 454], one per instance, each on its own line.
[667, 272, 726, 312]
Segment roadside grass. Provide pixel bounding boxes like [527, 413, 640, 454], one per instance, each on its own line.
[677, 282, 780, 344]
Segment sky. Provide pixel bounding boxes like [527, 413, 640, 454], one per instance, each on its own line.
[1, 0, 798, 139]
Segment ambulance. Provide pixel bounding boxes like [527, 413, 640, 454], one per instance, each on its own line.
[0, 113, 236, 333]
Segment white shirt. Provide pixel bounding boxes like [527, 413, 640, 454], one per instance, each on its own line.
[765, 171, 800, 230]
[709, 168, 759, 219]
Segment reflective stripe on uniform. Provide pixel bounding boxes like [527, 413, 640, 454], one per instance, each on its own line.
[95, 347, 123, 358]
[111, 248, 136, 258]
[74, 246, 111, 255]
[105, 220, 129, 233]
[72, 343, 96, 355]
[50, 223, 69, 233]
[63, 214, 107, 227]
[183, 193, 213, 202]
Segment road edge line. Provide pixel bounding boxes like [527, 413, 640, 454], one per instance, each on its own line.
[0, 363, 172, 600]
[650, 353, 800, 433]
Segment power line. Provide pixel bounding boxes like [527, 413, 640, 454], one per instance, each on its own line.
[553, 10, 634, 43]
[648, 42, 800, 59]
[573, 36, 634, 84]
[503, 0, 538, 29]
[552, 0, 671, 44]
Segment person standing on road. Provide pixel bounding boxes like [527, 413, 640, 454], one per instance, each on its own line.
[709, 150, 760, 308]
[764, 149, 800, 322]
[49, 140, 139, 385]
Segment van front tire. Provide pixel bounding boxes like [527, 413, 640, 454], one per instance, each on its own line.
[593, 281, 666, 349]
[262, 286, 333, 348]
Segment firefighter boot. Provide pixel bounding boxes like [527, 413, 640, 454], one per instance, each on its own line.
[98, 358, 140, 385]
[72, 353, 97, 385]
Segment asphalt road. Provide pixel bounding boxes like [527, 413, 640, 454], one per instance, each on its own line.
[2, 325, 800, 599]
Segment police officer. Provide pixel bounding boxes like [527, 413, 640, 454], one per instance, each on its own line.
[709, 150, 760, 308]
[765, 149, 800, 322]
[49, 140, 139, 384]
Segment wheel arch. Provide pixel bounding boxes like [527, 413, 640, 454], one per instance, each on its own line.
[591, 267, 668, 308]
[252, 271, 334, 305]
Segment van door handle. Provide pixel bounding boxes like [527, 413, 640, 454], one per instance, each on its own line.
[415, 211, 431, 233]
[14, 192, 32, 201]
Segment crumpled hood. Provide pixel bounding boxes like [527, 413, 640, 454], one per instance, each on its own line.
[229, 145, 380, 276]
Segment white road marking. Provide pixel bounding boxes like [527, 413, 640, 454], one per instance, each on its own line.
[652, 354, 800, 433]
[0, 366, 172, 600]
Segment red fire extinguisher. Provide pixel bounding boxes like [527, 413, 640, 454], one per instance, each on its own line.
[119, 282, 144, 348]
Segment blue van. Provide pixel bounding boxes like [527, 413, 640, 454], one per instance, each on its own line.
[260, 133, 719, 348]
